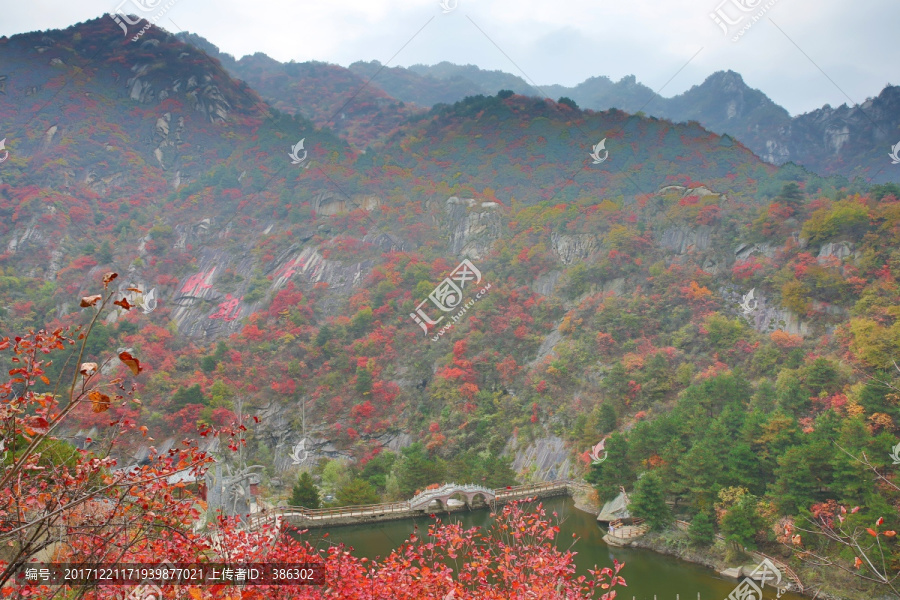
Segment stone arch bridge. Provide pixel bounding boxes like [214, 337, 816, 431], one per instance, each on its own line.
[407, 483, 494, 510]
[248, 480, 591, 531]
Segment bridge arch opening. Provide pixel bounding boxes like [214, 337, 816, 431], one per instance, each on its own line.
[470, 492, 490, 508]
[447, 492, 470, 509]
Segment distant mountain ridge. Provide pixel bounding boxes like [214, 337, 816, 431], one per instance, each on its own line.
[177, 34, 898, 182]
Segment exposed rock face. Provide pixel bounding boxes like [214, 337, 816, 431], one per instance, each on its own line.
[817, 241, 854, 260]
[145, 225, 373, 337]
[550, 232, 600, 265]
[658, 185, 720, 198]
[313, 191, 381, 216]
[659, 226, 712, 254]
[735, 242, 775, 260]
[507, 435, 574, 482]
[446, 197, 501, 260]
[532, 270, 562, 296]
[723, 286, 809, 336]
[529, 327, 562, 367]
[601, 277, 626, 295]
[6, 222, 48, 254]
[655, 187, 721, 255]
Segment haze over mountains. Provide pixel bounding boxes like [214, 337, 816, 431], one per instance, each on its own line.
[179, 32, 900, 184]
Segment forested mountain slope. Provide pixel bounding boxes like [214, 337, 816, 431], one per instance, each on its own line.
[0, 22, 899, 590]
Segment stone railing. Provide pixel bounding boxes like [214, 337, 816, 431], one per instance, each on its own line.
[247, 479, 592, 531]
[408, 483, 495, 509]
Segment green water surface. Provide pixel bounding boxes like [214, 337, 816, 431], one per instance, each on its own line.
[297, 496, 808, 600]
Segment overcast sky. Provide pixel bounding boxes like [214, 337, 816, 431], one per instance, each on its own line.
[3, 0, 897, 115]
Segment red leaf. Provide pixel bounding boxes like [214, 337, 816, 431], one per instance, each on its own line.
[118, 351, 142, 376]
[89, 390, 110, 413]
[79, 362, 98, 377]
[114, 297, 133, 310]
[80, 295, 102, 308]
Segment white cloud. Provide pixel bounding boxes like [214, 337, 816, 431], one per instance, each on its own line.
[1, 0, 896, 115]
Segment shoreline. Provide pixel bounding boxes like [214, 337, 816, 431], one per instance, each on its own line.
[568, 491, 852, 600]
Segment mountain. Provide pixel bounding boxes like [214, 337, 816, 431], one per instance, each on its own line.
[175, 33, 424, 150]
[4, 21, 900, 593]
[373, 64, 900, 183]
[188, 45, 897, 183]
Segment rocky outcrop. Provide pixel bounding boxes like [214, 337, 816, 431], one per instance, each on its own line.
[658, 185, 720, 198]
[734, 242, 775, 260]
[314, 191, 381, 216]
[506, 435, 574, 481]
[532, 270, 562, 296]
[550, 232, 600, 264]
[6, 222, 48, 254]
[529, 327, 563, 367]
[817, 240, 855, 260]
[446, 197, 501, 260]
[723, 286, 809, 336]
[659, 225, 712, 254]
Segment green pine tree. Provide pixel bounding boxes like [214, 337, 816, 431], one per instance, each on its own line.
[777, 182, 804, 209]
[688, 510, 715, 546]
[290, 471, 321, 508]
[336, 478, 380, 507]
[355, 366, 373, 395]
[587, 433, 634, 503]
[720, 494, 764, 549]
[629, 472, 672, 531]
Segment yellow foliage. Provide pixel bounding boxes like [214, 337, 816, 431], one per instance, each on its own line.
[849, 317, 900, 369]
[780, 279, 811, 314]
[868, 412, 896, 432]
[685, 280, 712, 300]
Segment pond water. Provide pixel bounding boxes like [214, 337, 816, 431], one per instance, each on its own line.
[297, 496, 808, 600]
